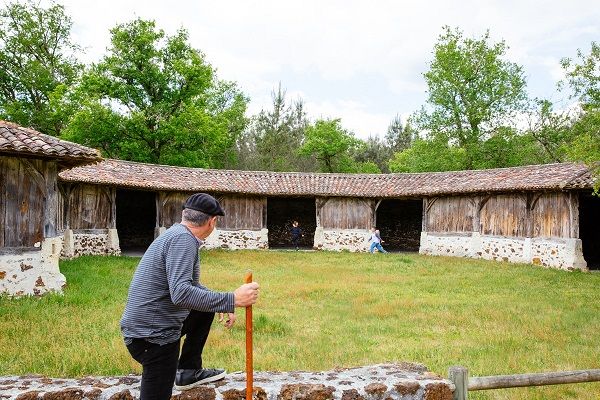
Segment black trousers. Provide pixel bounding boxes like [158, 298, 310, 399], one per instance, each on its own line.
[126, 311, 215, 400]
[292, 236, 300, 248]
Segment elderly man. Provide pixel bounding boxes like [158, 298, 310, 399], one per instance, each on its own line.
[121, 193, 259, 400]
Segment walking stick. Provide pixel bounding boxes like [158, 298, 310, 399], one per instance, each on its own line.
[244, 271, 253, 400]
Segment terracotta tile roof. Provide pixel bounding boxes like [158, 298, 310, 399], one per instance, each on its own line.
[0, 120, 102, 167]
[59, 159, 595, 197]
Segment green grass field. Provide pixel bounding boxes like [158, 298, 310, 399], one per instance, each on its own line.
[1, 250, 599, 399]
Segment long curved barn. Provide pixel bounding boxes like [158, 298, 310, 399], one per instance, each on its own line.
[1, 120, 598, 295]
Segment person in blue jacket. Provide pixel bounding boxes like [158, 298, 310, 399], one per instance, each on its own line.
[290, 221, 304, 250]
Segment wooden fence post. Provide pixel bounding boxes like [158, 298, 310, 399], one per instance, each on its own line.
[449, 366, 468, 400]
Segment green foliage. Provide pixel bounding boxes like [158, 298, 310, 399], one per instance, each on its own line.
[0, 0, 82, 136]
[236, 84, 313, 171]
[299, 118, 361, 173]
[63, 18, 248, 168]
[566, 110, 600, 162]
[561, 41, 600, 110]
[415, 26, 528, 169]
[523, 99, 576, 163]
[351, 135, 388, 173]
[560, 42, 600, 189]
[389, 138, 467, 172]
[385, 114, 414, 153]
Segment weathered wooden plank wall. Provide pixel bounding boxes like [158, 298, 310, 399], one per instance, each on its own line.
[319, 197, 373, 229]
[68, 184, 112, 229]
[532, 192, 573, 238]
[480, 194, 528, 237]
[158, 192, 265, 230]
[218, 195, 265, 230]
[426, 196, 474, 233]
[0, 156, 45, 247]
[425, 191, 575, 239]
[159, 192, 189, 228]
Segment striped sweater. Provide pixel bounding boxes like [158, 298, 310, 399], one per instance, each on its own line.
[120, 223, 234, 345]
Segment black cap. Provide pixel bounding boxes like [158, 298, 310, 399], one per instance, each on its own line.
[183, 193, 225, 216]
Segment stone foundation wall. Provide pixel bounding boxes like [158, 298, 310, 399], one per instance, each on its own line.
[314, 227, 371, 252]
[0, 363, 453, 400]
[420, 232, 587, 271]
[61, 229, 120, 258]
[0, 237, 66, 296]
[203, 229, 269, 250]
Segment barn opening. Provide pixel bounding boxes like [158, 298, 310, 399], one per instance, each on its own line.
[116, 189, 156, 252]
[267, 197, 316, 249]
[376, 199, 423, 252]
[579, 191, 600, 270]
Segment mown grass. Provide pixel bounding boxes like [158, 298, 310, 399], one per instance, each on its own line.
[1, 251, 599, 399]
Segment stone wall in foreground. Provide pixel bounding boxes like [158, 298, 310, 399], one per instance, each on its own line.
[419, 232, 587, 271]
[0, 363, 453, 400]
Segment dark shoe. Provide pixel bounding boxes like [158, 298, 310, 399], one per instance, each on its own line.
[175, 368, 226, 390]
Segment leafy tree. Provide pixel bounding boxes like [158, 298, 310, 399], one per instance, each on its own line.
[352, 135, 388, 173]
[415, 26, 528, 169]
[389, 138, 467, 173]
[0, 0, 81, 136]
[352, 161, 381, 173]
[385, 114, 414, 153]
[472, 127, 547, 169]
[561, 42, 600, 110]
[236, 84, 312, 171]
[566, 111, 600, 162]
[63, 18, 247, 168]
[299, 118, 360, 173]
[522, 99, 575, 163]
[560, 42, 600, 190]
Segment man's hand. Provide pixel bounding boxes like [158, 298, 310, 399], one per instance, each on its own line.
[234, 282, 260, 307]
[218, 312, 236, 328]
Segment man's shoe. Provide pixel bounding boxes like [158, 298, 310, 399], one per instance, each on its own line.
[175, 368, 226, 390]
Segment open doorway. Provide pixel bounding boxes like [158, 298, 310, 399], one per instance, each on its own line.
[267, 197, 316, 249]
[116, 189, 156, 252]
[376, 199, 423, 252]
[579, 191, 600, 270]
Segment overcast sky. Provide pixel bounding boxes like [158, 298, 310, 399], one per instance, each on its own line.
[46, 0, 600, 139]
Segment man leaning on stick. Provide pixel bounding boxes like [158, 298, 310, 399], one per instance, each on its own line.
[120, 193, 260, 400]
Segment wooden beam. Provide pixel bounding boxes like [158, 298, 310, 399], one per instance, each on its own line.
[421, 198, 427, 232]
[110, 187, 117, 229]
[44, 162, 58, 238]
[469, 369, 600, 391]
[568, 192, 579, 239]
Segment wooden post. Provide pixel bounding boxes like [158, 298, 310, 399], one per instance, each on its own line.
[449, 366, 468, 400]
[244, 271, 253, 400]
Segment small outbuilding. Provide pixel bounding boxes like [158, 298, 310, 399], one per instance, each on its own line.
[0, 121, 101, 296]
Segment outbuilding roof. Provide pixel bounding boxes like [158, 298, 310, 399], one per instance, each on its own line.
[59, 158, 595, 197]
[0, 120, 102, 167]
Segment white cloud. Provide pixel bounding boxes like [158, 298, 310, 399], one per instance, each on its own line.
[45, 0, 600, 137]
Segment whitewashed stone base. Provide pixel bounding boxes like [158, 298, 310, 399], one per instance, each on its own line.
[61, 229, 121, 258]
[203, 228, 269, 250]
[420, 232, 587, 271]
[313, 227, 371, 252]
[0, 237, 66, 296]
